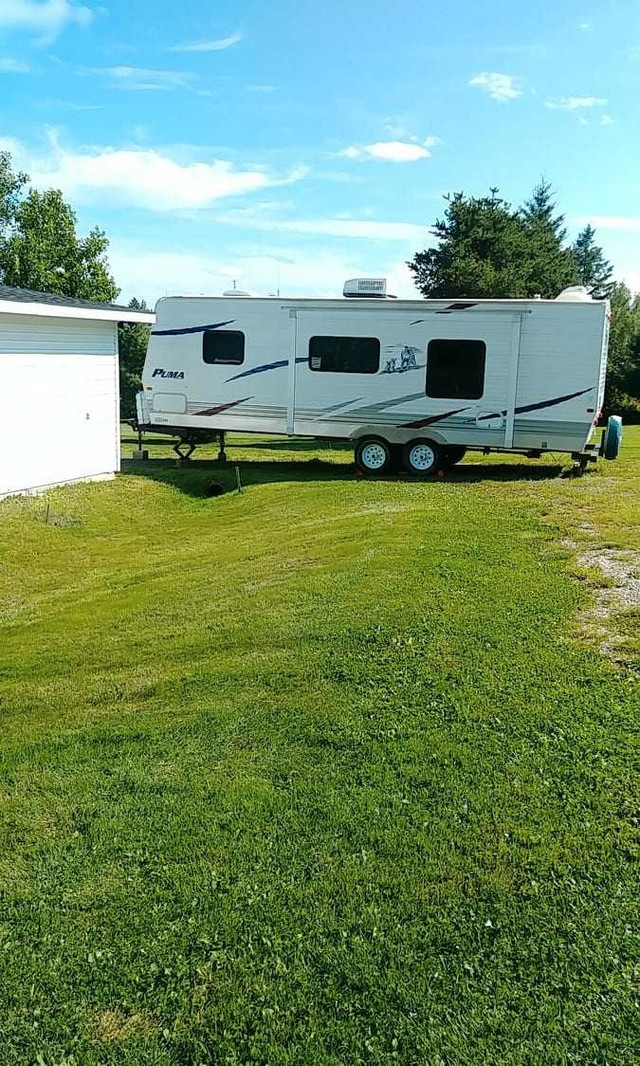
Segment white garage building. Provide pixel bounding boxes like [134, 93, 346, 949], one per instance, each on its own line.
[0, 285, 155, 499]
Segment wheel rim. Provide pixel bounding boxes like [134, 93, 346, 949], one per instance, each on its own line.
[360, 442, 388, 470]
[409, 442, 436, 471]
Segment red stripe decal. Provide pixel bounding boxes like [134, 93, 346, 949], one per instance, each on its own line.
[194, 397, 251, 416]
[400, 407, 468, 429]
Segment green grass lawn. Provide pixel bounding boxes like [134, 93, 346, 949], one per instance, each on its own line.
[0, 429, 638, 1064]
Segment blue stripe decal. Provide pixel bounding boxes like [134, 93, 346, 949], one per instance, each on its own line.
[152, 319, 236, 337]
[469, 386, 595, 423]
[513, 386, 594, 416]
[320, 398, 364, 414]
[226, 357, 307, 382]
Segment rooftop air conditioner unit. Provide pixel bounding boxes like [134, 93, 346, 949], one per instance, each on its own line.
[343, 277, 394, 299]
[555, 285, 592, 302]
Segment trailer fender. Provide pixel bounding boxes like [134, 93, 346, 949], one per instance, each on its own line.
[348, 424, 448, 446]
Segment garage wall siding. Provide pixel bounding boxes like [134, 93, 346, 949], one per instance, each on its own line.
[0, 313, 120, 497]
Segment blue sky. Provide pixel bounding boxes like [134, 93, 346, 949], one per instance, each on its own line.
[0, 0, 638, 302]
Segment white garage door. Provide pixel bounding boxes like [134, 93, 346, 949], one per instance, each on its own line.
[0, 314, 119, 497]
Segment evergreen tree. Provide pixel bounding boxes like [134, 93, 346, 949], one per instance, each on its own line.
[518, 180, 578, 297]
[408, 183, 579, 299]
[572, 224, 614, 298]
[408, 189, 531, 298]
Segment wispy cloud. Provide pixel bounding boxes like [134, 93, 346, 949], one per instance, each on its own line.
[109, 245, 420, 303]
[87, 66, 195, 92]
[600, 114, 615, 125]
[169, 31, 242, 53]
[469, 72, 521, 102]
[339, 138, 438, 163]
[574, 215, 640, 232]
[215, 210, 427, 241]
[578, 22, 592, 31]
[0, 57, 29, 72]
[5, 136, 307, 211]
[0, 1, 92, 41]
[545, 95, 606, 110]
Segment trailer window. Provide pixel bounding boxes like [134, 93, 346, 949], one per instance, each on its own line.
[426, 339, 486, 399]
[203, 329, 245, 365]
[309, 336, 380, 374]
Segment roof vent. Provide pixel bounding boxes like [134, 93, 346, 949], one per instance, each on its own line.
[343, 277, 392, 299]
[223, 280, 251, 297]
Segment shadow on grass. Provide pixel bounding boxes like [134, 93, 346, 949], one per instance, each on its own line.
[120, 433, 350, 455]
[120, 457, 567, 499]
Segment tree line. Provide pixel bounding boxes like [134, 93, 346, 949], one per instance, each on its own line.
[408, 182, 640, 418]
[1, 151, 638, 419]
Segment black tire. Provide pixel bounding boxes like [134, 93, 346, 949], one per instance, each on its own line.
[401, 438, 442, 476]
[442, 445, 467, 467]
[602, 415, 623, 460]
[354, 437, 393, 475]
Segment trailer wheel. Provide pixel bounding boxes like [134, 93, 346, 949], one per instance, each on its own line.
[402, 438, 442, 476]
[602, 415, 623, 460]
[442, 445, 467, 467]
[354, 437, 392, 475]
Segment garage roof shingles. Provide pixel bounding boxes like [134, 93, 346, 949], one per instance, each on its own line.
[0, 284, 141, 315]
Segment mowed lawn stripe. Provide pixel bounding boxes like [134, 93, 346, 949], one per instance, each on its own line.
[0, 436, 637, 1063]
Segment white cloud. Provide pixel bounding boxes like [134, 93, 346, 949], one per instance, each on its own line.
[109, 245, 420, 304]
[600, 114, 615, 125]
[623, 271, 640, 294]
[340, 138, 438, 163]
[108, 248, 238, 302]
[0, 1, 91, 39]
[579, 22, 592, 31]
[469, 72, 521, 102]
[574, 216, 640, 232]
[169, 31, 242, 53]
[88, 66, 194, 92]
[7, 137, 305, 210]
[215, 210, 427, 241]
[545, 95, 606, 110]
[0, 57, 29, 72]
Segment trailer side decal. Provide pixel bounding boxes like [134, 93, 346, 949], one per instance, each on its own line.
[513, 386, 595, 416]
[319, 398, 365, 414]
[381, 346, 423, 374]
[225, 357, 307, 382]
[470, 386, 595, 423]
[345, 392, 426, 418]
[437, 302, 478, 313]
[410, 302, 478, 324]
[400, 408, 469, 429]
[194, 397, 252, 416]
[152, 319, 236, 337]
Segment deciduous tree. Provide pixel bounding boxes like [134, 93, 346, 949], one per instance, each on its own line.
[118, 298, 151, 421]
[0, 187, 118, 303]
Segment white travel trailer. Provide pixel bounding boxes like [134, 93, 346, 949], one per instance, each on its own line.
[136, 280, 620, 475]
